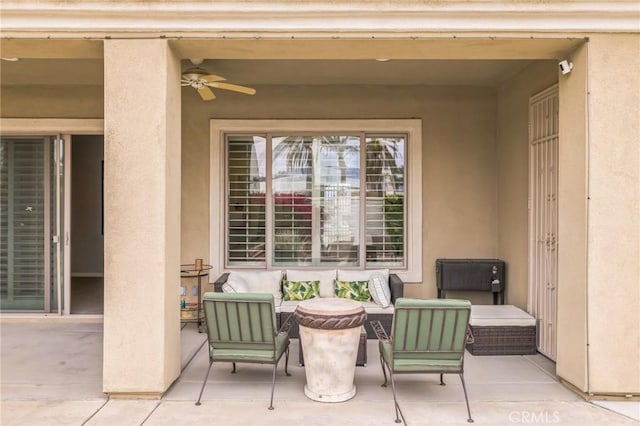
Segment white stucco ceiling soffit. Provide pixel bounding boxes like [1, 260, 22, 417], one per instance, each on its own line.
[0, 1, 639, 35]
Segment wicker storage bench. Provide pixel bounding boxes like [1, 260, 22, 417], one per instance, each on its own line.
[466, 305, 537, 355]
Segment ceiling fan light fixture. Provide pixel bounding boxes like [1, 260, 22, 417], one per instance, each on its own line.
[182, 66, 209, 81]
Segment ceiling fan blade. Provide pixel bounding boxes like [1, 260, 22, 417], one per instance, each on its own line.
[208, 82, 256, 95]
[202, 74, 226, 83]
[197, 86, 216, 101]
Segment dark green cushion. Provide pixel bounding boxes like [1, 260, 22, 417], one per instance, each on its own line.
[381, 341, 463, 372]
[211, 332, 290, 363]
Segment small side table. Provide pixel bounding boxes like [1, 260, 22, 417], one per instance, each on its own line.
[293, 298, 367, 403]
[180, 263, 213, 333]
[299, 325, 367, 367]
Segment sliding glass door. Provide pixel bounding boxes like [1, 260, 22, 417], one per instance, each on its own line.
[0, 136, 66, 312]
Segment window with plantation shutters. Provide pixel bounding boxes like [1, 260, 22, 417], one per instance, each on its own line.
[214, 119, 422, 282]
[224, 132, 406, 269]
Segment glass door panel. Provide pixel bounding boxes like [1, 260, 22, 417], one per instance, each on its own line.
[0, 137, 47, 310]
[0, 136, 64, 312]
[271, 135, 360, 266]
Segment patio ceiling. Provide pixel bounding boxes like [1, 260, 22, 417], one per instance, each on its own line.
[0, 58, 535, 87]
[1, 36, 581, 88]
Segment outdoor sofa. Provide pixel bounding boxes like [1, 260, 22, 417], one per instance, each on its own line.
[214, 269, 404, 338]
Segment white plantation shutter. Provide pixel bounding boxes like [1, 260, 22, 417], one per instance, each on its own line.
[226, 136, 266, 265]
[365, 137, 405, 267]
[0, 138, 46, 310]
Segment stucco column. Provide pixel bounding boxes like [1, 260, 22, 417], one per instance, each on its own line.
[558, 35, 640, 396]
[582, 35, 640, 395]
[103, 39, 181, 396]
[557, 43, 589, 393]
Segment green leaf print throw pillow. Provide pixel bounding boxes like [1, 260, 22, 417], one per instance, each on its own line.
[334, 280, 371, 302]
[282, 280, 320, 301]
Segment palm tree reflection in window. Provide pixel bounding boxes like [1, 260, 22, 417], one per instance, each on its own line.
[365, 137, 405, 264]
[270, 135, 404, 266]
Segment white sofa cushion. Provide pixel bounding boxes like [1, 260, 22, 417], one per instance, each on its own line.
[337, 268, 390, 283]
[368, 272, 391, 308]
[470, 305, 536, 327]
[228, 270, 283, 306]
[286, 269, 336, 298]
[360, 301, 395, 315]
[221, 274, 249, 293]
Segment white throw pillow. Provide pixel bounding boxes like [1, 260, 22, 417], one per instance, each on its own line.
[286, 269, 337, 298]
[230, 270, 284, 305]
[222, 274, 248, 293]
[368, 272, 391, 308]
[337, 269, 389, 283]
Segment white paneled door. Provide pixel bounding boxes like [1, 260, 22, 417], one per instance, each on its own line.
[528, 85, 559, 360]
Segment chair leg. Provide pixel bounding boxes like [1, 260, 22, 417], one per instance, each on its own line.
[268, 363, 277, 410]
[380, 355, 388, 387]
[231, 362, 236, 374]
[195, 358, 214, 406]
[389, 370, 406, 424]
[440, 373, 445, 386]
[284, 347, 291, 376]
[459, 373, 474, 423]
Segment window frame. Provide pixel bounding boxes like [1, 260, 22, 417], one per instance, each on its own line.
[210, 119, 422, 283]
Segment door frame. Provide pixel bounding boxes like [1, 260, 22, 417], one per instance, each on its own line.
[0, 119, 103, 315]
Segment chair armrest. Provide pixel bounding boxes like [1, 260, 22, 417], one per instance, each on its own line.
[213, 273, 230, 293]
[389, 273, 404, 303]
[370, 320, 390, 342]
[279, 314, 294, 334]
[465, 324, 475, 344]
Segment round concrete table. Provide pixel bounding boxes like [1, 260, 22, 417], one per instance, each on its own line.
[293, 298, 367, 402]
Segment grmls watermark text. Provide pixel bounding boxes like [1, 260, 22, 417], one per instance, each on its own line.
[509, 410, 561, 424]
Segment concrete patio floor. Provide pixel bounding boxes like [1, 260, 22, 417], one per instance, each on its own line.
[1, 319, 638, 426]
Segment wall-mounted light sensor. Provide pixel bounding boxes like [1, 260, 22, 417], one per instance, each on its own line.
[559, 60, 573, 75]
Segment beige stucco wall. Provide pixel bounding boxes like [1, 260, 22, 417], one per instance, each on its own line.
[557, 43, 589, 392]
[180, 85, 501, 302]
[496, 61, 558, 310]
[556, 34, 640, 396]
[103, 40, 182, 395]
[583, 34, 640, 394]
[0, 85, 103, 118]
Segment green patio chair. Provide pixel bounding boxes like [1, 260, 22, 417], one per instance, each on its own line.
[370, 298, 475, 424]
[196, 292, 292, 410]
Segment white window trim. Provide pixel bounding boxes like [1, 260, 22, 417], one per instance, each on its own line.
[210, 119, 422, 283]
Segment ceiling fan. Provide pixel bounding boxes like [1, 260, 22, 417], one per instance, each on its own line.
[181, 65, 256, 101]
